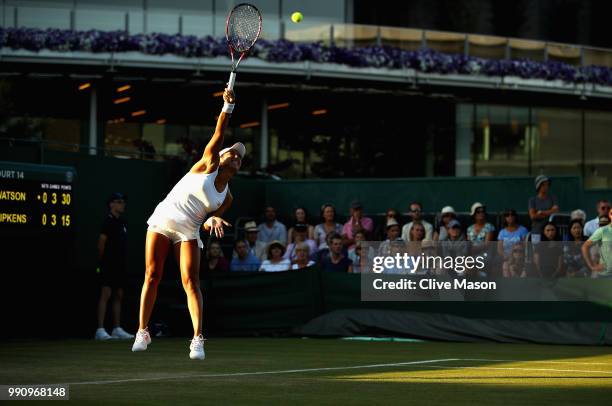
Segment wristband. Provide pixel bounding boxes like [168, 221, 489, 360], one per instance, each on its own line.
[222, 102, 235, 114]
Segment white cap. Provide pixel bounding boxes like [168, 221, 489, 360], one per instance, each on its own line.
[470, 202, 484, 216]
[441, 206, 455, 215]
[386, 218, 400, 228]
[219, 142, 246, 159]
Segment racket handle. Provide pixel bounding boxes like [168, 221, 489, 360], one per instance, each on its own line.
[227, 72, 236, 91]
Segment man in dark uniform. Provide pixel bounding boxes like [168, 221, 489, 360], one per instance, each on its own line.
[94, 192, 134, 340]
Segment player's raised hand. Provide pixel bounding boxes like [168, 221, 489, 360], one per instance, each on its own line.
[223, 88, 236, 104]
[204, 216, 232, 238]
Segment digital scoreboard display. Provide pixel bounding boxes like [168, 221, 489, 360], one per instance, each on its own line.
[0, 161, 75, 235]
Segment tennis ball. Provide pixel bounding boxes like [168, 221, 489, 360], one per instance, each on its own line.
[291, 11, 303, 23]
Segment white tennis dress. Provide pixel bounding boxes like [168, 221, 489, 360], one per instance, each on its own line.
[147, 169, 228, 248]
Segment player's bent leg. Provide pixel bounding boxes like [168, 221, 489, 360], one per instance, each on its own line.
[178, 240, 205, 360]
[133, 230, 170, 352]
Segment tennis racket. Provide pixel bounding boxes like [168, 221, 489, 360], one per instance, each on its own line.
[225, 3, 262, 91]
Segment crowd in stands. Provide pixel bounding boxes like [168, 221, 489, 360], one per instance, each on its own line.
[202, 175, 612, 279]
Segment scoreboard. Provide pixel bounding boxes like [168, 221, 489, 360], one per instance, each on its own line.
[0, 161, 75, 236]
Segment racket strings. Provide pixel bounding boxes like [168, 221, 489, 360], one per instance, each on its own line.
[227, 5, 261, 53]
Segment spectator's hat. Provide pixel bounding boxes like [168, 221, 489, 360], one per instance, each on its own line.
[244, 221, 258, 232]
[107, 192, 127, 206]
[386, 218, 400, 229]
[219, 142, 246, 158]
[267, 240, 286, 257]
[470, 202, 485, 216]
[294, 223, 308, 232]
[599, 215, 611, 227]
[535, 174, 550, 191]
[441, 206, 455, 215]
[351, 200, 363, 209]
[448, 219, 462, 229]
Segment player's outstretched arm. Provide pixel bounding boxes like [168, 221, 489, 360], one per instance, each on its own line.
[191, 89, 236, 173]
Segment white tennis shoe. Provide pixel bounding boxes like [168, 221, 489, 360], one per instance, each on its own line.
[189, 335, 206, 360]
[132, 328, 152, 352]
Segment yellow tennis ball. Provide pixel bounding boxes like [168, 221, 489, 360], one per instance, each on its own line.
[291, 12, 303, 23]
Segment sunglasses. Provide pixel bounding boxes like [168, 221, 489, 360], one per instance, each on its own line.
[474, 209, 486, 214]
[112, 199, 126, 204]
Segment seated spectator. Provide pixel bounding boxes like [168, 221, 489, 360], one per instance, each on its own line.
[409, 222, 426, 242]
[534, 222, 563, 278]
[467, 202, 495, 242]
[320, 233, 353, 273]
[503, 243, 527, 278]
[259, 240, 291, 272]
[313, 204, 343, 251]
[497, 208, 529, 259]
[440, 219, 468, 259]
[287, 207, 315, 243]
[584, 200, 610, 237]
[528, 175, 560, 239]
[562, 219, 588, 278]
[374, 208, 400, 241]
[284, 223, 317, 262]
[342, 200, 374, 249]
[291, 242, 315, 270]
[401, 201, 433, 241]
[203, 241, 229, 272]
[433, 206, 456, 241]
[237, 221, 267, 262]
[348, 230, 367, 264]
[379, 218, 403, 255]
[257, 206, 287, 245]
[230, 239, 261, 272]
[570, 209, 587, 225]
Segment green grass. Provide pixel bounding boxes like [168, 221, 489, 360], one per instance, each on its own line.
[1, 338, 612, 405]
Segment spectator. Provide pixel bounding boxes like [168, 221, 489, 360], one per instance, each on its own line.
[562, 219, 588, 278]
[401, 202, 433, 241]
[497, 208, 528, 259]
[584, 200, 610, 237]
[241, 221, 267, 262]
[528, 175, 559, 238]
[534, 222, 563, 278]
[94, 192, 134, 341]
[348, 229, 367, 264]
[230, 239, 261, 272]
[440, 219, 468, 259]
[409, 222, 426, 242]
[433, 206, 456, 241]
[374, 208, 400, 241]
[503, 243, 527, 278]
[570, 209, 587, 225]
[314, 204, 343, 251]
[467, 202, 495, 242]
[257, 206, 287, 245]
[203, 241, 229, 272]
[342, 200, 374, 249]
[379, 218, 403, 256]
[287, 207, 315, 243]
[259, 240, 291, 272]
[284, 223, 317, 262]
[320, 233, 353, 273]
[291, 242, 315, 270]
[582, 209, 612, 278]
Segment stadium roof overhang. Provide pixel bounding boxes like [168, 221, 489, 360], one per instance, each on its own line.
[2, 48, 612, 101]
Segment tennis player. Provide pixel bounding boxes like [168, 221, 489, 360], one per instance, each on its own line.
[132, 88, 243, 360]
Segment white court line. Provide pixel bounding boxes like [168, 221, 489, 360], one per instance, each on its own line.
[458, 358, 612, 366]
[417, 364, 612, 375]
[67, 358, 459, 386]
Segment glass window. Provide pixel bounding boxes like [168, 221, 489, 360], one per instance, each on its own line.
[473, 105, 530, 176]
[531, 108, 582, 176]
[585, 111, 612, 189]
